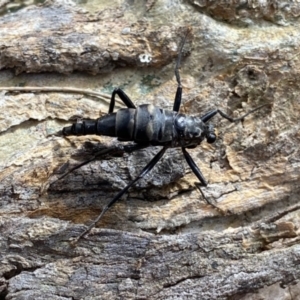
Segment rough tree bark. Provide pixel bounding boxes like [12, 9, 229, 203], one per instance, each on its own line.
[0, 1, 300, 299]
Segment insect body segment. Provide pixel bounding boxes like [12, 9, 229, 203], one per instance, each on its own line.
[63, 114, 117, 137]
[174, 113, 216, 147]
[121, 104, 175, 144]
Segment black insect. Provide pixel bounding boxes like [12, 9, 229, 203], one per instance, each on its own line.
[62, 34, 266, 242]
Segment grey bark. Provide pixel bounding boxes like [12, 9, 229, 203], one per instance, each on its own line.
[0, 0, 300, 299]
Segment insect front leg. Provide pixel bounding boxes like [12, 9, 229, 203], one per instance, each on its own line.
[109, 88, 136, 113]
[182, 147, 221, 210]
[201, 104, 268, 123]
[172, 31, 190, 112]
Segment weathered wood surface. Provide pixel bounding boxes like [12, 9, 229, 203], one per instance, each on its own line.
[0, 1, 186, 74]
[1, 1, 300, 299]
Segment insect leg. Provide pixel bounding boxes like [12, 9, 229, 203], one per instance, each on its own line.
[201, 104, 268, 123]
[172, 32, 190, 112]
[72, 146, 168, 243]
[51, 143, 149, 184]
[109, 88, 136, 113]
[182, 147, 220, 209]
[173, 86, 182, 113]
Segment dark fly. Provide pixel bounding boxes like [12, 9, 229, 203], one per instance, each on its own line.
[61, 33, 266, 242]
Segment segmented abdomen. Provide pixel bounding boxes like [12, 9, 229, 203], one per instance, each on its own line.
[63, 104, 176, 145]
[116, 104, 175, 143]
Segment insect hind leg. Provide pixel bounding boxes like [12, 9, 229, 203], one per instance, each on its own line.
[109, 88, 136, 113]
[50, 143, 150, 186]
[71, 146, 168, 243]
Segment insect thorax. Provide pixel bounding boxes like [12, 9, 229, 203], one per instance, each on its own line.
[173, 114, 207, 147]
[114, 104, 208, 147]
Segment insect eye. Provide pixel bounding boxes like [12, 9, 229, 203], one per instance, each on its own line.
[206, 133, 216, 144]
